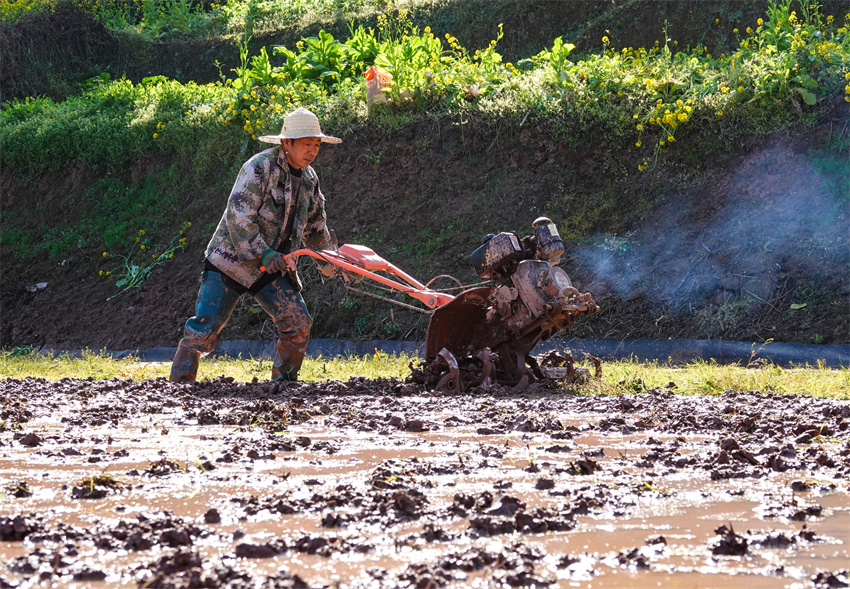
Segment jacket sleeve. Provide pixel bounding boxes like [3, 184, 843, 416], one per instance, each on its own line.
[301, 184, 331, 251]
[223, 158, 272, 261]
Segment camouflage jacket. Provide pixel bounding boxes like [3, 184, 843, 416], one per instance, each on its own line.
[206, 146, 330, 287]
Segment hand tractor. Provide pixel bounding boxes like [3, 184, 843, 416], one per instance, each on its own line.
[286, 217, 599, 391]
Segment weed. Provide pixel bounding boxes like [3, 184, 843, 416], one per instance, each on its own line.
[102, 222, 191, 299]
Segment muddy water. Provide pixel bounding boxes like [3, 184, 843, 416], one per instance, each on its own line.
[1, 376, 848, 588]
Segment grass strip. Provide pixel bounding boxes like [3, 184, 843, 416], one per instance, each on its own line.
[1, 349, 846, 398]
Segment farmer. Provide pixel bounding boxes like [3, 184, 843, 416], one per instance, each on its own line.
[169, 107, 341, 383]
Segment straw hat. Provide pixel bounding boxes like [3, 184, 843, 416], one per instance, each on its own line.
[258, 107, 341, 144]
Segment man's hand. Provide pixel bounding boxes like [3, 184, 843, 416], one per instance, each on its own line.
[263, 252, 288, 274]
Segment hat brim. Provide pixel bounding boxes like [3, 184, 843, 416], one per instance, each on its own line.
[258, 133, 341, 144]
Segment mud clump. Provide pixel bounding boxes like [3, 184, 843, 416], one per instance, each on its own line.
[1, 376, 849, 587]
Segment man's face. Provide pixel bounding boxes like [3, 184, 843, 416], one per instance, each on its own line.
[282, 137, 321, 170]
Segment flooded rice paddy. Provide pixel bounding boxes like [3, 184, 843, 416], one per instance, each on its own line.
[1, 375, 848, 588]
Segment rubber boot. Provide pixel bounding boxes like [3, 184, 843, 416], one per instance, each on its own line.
[254, 274, 312, 382]
[169, 340, 200, 383]
[271, 340, 307, 381]
[169, 270, 241, 383]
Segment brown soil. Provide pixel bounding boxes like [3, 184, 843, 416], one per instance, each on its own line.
[1, 100, 848, 351]
[1, 375, 849, 587]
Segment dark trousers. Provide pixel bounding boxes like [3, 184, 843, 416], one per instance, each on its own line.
[170, 270, 311, 382]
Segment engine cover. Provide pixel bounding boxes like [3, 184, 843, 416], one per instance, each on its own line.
[469, 232, 525, 278]
[511, 260, 574, 319]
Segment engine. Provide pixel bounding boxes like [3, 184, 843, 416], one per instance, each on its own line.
[424, 217, 598, 390]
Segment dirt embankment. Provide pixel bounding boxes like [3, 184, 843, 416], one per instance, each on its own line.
[1, 376, 849, 587]
[2, 98, 848, 351]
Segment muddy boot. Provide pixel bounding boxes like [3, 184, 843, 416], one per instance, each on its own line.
[170, 270, 241, 383]
[254, 274, 312, 382]
[271, 340, 307, 381]
[169, 340, 201, 383]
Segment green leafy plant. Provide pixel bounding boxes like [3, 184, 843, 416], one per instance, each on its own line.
[103, 222, 191, 299]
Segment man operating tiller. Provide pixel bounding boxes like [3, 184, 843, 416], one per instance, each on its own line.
[169, 107, 340, 383]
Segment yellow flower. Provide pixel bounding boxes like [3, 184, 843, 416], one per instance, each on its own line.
[102, 251, 108, 257]
[139, 230, 145, 235]
[636, 141, 642, 147]
[738, 86, 744, 92]
[140, 245, 146, 250]
[746, 27, 752, 34]
[187, 222, 192, 227]
[638, 165, 644, 171]
[660, 140, 666, 146]
[602, 36, 610, 45]
[716, 110, 723, 116]
[633, 114, 639, 119]
[636, 124, 643, 131]
[757, 18, 764, 26]
[424, 26, 431, 33]
[733, 28, 738, 33]
[715, 18, 719, 24]
[667, 135, 675, 142]
[99, 270, 104, 276]
[153, 133, 158, 139]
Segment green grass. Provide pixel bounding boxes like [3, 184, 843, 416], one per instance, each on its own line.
[1, 349, 847, 398]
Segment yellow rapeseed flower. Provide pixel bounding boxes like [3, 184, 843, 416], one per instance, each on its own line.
[636, 141, 642, 147]
[738, 86, 744, 92]
[636, 124, 643, 131]
[668, 136, 675, 142]
[717, 110, 723, 116]
[153, 133, 158, 138]
[660, 140, 666, 146]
